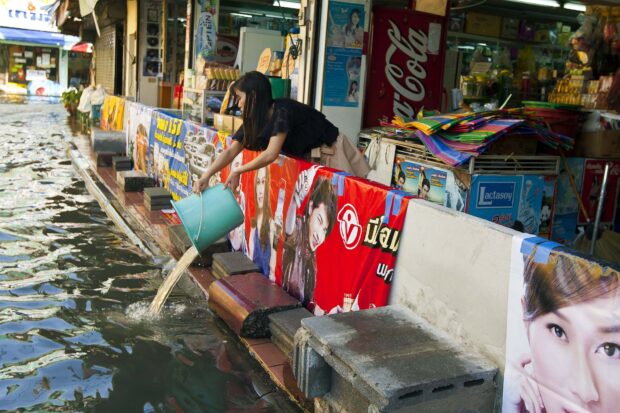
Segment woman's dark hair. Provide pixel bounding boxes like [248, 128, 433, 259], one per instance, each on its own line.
[251, 167, 272, 248]
[305, 177, 338, 236]
[345, 9, 361, 35]
[522, 249, 619, 321]
[396, 167, 406, 183]
[233, 71, 273, 150]
[348, 81, 358, 95]
[421, 178, 430, 190]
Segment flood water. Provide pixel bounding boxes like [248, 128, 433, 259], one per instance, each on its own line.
[0, 98, 298, 412]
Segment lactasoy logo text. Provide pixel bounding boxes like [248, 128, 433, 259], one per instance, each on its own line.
[476, 182, 516, 208]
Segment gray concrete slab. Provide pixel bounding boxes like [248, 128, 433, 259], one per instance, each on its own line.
[297, 305, 497, 412]
[268, 307, 314, 361]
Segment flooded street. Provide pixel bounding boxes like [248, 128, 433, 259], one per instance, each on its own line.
[0, 98, 297, 412]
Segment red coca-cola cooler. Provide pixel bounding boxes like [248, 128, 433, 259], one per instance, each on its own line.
[363, 6, 448, 127]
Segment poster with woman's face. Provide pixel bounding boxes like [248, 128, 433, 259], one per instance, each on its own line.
[326, 1, 365, 49]
[503, 234, 620, 413]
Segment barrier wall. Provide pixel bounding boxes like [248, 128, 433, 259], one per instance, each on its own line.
[390, 200, 516, 368]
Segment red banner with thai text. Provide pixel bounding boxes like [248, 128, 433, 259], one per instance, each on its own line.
[223, 152, 412, 315]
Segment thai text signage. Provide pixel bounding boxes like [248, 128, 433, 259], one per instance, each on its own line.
[223, 153, 412, 315]
[0, 0, 58, 32]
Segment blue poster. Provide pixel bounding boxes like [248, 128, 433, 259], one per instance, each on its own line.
[148, 112, 191, 200]
[469, 175, 523, 229]
[323, 1, 364, 107]
[469, 175, 546, 234]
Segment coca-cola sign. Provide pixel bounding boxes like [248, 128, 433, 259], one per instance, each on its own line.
[364, 7, 447, 127]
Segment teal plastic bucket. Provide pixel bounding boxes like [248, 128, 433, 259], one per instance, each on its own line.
[172, 184, 244, 252]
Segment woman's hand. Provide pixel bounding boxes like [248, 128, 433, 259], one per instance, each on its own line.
[506, 354, 544, 413]
[192, 173, 211, 194]
[224, 169, 240, 192]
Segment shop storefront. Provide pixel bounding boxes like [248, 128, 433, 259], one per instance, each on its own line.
[0, 0, 80, 96]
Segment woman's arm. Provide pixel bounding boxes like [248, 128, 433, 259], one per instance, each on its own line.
[224, 132, 287, 189]
[192, 139, 244, 193]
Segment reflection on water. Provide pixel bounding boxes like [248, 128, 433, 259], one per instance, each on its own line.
[0, 98, 297, 412]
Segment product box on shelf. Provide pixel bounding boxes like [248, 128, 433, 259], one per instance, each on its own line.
[213, 113, 234, 133]
[501, 17, 519, 40]
[466, 12, 501, 37]
[574, 130, 620, 159]
[552, 158, 620, 244]
[392, 155, 470, 213]
[233, 116, 243, 133]
[468, 174, 556, 237]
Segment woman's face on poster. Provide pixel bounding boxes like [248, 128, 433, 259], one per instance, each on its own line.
[255, 168, 267, 209]
[307, 201, 329, 252]
[351, 11, 360, 26]
[526, 293, 620, 412]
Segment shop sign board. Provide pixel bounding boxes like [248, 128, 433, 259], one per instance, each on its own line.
[363, 7, 447, 126]
[0, 0, 58, 32]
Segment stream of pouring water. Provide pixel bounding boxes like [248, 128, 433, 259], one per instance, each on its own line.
[149, 246, 200, 314]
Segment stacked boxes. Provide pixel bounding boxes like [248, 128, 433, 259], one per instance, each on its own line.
[116, 171, 154, 192]
[112, 156, 132, 173]
[143, 187, 173, 211]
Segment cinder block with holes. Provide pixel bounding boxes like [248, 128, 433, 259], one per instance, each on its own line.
[293, 305, 497, 413]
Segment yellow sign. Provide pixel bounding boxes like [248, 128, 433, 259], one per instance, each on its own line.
[101, 96, 126, 132]
[256, 48, 273, 75]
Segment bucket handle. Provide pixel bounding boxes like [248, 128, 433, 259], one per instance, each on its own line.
[195, 191, 204, 243]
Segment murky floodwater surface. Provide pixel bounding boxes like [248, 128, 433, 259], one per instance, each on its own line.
[0, 98, 297, 412]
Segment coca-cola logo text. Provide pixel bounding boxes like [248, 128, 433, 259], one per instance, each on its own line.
[384, 20, 428, 120]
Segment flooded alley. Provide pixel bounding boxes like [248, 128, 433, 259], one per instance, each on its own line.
[0, 98, 298, 412]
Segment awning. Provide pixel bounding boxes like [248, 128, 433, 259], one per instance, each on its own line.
[71, 42, 93, 53]
[0, 27, 81, 50]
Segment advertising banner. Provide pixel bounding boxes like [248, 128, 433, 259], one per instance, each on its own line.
[100, 96, 126, 131]
[323, 1, 364, 107]
[363, 7, 447, 126]
[229, 152, 411, 314]
[126, 102, 154, 175]
[503, 235, 620, 412]
[148, 112, 184, 194]
[392, 156, 469, 211]
[469, 175, 545, 235]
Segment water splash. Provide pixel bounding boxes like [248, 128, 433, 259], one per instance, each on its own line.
[148, 246, 199, 315]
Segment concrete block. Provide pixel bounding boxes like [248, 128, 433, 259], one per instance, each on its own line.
[112, 156, 132, 173]
[268, 307, 313, 361]
[91, 127, 126, 154]
[167, 224, 228, 267]
[207, 273, 300, 338]
[144, 187, 172, 199]
[296, 305, 497, 412]
[211, 252, 259, 279]
[293, 328, 332, 399]
[116, 171, 154, 192]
